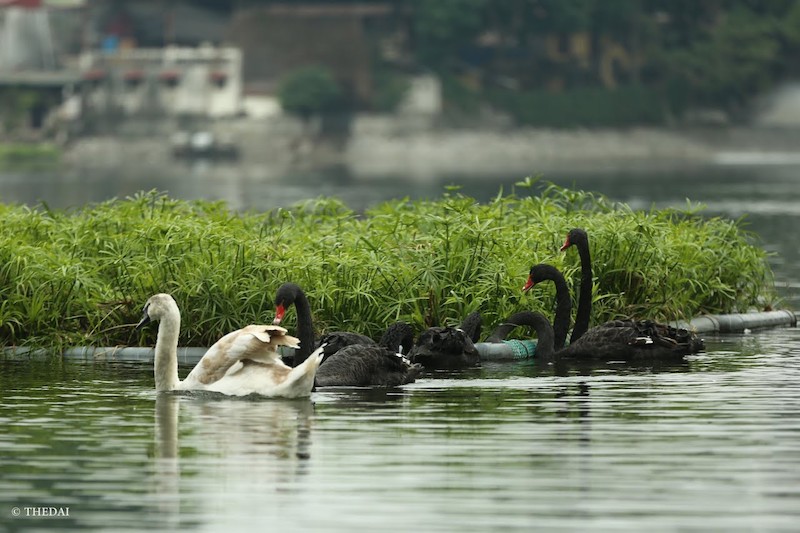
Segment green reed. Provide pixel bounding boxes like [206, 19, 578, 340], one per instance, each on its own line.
[0, 185, 777, 351]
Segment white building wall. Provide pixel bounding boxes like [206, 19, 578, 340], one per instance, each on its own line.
[79, 46, 242, 118]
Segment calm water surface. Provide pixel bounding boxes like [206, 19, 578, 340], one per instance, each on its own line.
[1, 159, 799, 531]
[1, 328, 799, 532]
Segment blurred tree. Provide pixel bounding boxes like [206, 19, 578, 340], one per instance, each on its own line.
[778, 0, 800, 76]
[250, 0, 800, 125]
[531, 0, 593, 32]
[411, 0, 489, 67]
[658, 4, 782, 115]
[277, 66, 343, 121]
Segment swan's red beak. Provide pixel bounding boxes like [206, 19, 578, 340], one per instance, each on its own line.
[560, 235, 572, 251]
[522, 276, 535, 293]
[273, 304, 286, 325]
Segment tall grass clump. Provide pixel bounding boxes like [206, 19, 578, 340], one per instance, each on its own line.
[0, 186, 776, 351]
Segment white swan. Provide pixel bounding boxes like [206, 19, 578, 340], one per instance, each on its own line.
[136, 293, 324, 398]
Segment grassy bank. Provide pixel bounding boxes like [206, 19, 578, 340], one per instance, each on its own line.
[0, 184, 775, 351]
[0, 143, 60, 168]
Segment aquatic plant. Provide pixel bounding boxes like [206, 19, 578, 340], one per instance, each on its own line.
[0, 185, 776, 351]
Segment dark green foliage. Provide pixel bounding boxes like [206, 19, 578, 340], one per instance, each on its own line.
[372, 68, 411, 112]
[657, 5, 783, 112]
[0, 186, 776, 351]
[440, 74, 484, 116]
[488, 85, 666, 127]
[404, 0, 800, 124]
[0, 89, 45, 131]
[412, 0, 489, 67]
[277, 66, 343, 119]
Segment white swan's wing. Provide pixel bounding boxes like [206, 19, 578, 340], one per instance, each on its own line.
[205, 345, 326, 398]
[238, 325, 300, 363]
[183, 325, 300, 386]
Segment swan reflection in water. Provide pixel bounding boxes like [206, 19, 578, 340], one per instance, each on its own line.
[152, 393, 315, 525]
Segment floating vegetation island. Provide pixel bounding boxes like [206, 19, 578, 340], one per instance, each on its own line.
[0, 183, 775, 351]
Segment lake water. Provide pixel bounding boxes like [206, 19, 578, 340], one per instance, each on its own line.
[1, 158, 799, 531]
[2, 327, 800, 532]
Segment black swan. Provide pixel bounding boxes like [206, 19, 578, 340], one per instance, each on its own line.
[560, 228, 592, 343]
[485, 311, 554, 345]
[316, 321, 422, 387]
[409, 311, 482, 369]
[273, 282, 373, 366]
[522, 265, 572, 350]
[523, 264, 704, 361]
[485, 310, 557, 359]
[560, 228, 705, 354]
[272, 282, 421, 386]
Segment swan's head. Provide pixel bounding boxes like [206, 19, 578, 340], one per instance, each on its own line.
[379, 321, 415, 354]
[523, 264, 559, 293]
[560, 228, 588, 252]
[273, 282, 301, 325]
[136, 293, 179, 329]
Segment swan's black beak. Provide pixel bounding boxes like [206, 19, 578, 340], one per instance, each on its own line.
[135, 305, 151, 330]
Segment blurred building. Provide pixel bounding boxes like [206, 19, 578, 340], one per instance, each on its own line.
[0, 0, 58, 70]
[228, 3, 393, 105]
[0, 0, 424, 140]
[0, 0, 83, 136]
[78, 45, 242, 120]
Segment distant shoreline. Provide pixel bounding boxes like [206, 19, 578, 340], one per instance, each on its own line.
[60, 118, 800, 179]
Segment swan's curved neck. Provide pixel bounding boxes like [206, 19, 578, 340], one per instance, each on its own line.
[489, 311, 555, 359]
[572, 239, 593, 343]
[549, 270, 572, 350]
[154, 310, 180, 391]
[291, 288, 316, 365]
[380, 322, 413, 353]
[486, 322, 516, 343]
[529, 316, 555, 360]
[459, 312, 482, 342]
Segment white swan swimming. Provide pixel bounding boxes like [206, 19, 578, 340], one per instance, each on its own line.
[136, 293, 324, 398]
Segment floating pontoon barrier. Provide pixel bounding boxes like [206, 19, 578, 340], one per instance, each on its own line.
[475, 340, 538, 362]
[669, 310, 796, 334]
[2, 311, 795, 364]
[2, 345, 295, 364]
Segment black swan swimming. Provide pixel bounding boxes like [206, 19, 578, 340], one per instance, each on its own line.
[560, 228, 592, 343]
[485, 311, 553, 344]
[522, 265, 572, 350]
[273, 282, 373, 365]
[560, 228, 705, 355]
[273, 282, 421, 386]
[409, 311, 482, 369]
[485, 310, 557, 359]
[523, 263, 704, 361]
[316, 321, 422, 387]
